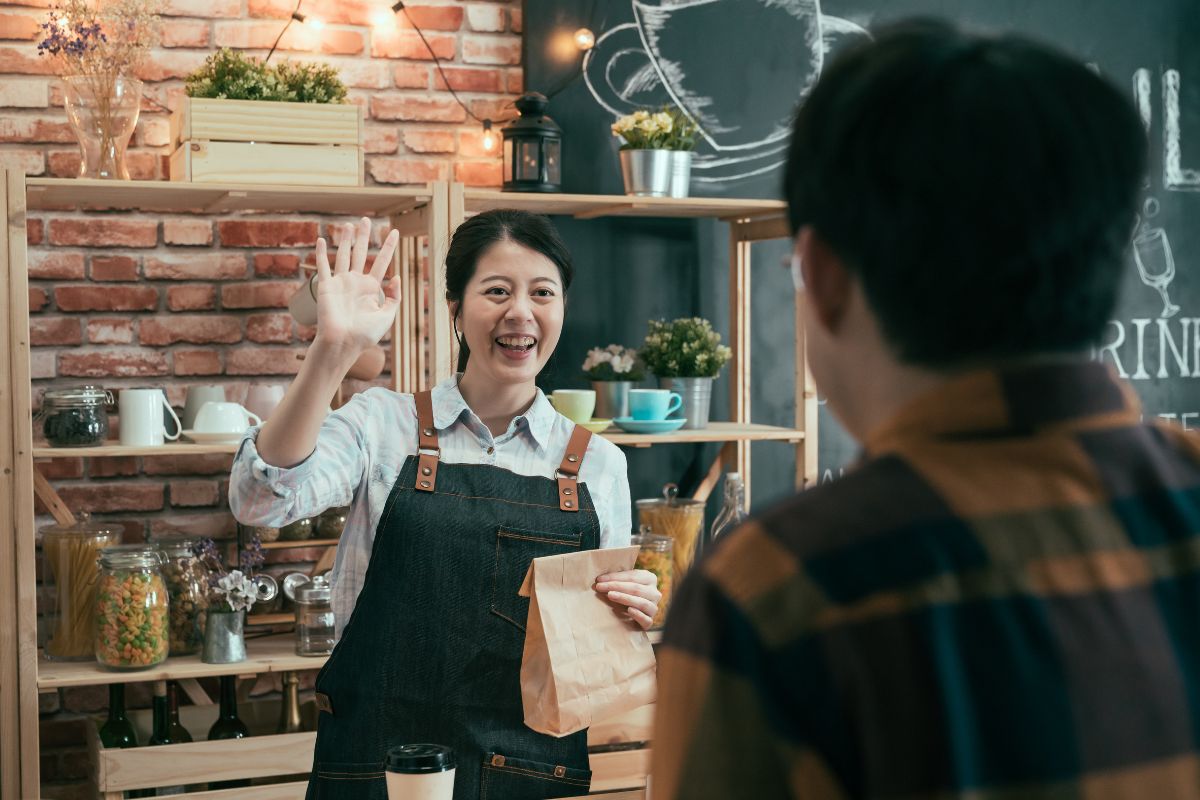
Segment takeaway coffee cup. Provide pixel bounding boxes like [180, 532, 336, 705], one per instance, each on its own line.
[628, 389, 683, 421]
[549, 389, 596, 423]
[385, 744, 455, 800]
[119, 389, 181, 447]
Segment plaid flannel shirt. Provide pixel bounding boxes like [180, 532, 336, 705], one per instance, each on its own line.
[653, 362, 1200, 799]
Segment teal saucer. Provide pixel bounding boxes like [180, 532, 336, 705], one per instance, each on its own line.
[612, 417, 687, 434]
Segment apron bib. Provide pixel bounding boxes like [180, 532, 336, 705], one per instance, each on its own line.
[306, 391, 600, 800]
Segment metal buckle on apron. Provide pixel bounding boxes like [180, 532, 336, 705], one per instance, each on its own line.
[315, 692, 334, 715]
[556, 470, 580, 512]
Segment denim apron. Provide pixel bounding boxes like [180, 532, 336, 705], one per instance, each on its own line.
[306, 390, 599, 800]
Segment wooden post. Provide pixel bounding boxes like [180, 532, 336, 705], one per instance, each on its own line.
[728, 223, 753, 506]
[428, 181, 455, 385]
[795, 271, 819, 488]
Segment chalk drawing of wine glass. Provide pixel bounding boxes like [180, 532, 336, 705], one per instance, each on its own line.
[1133, 197, 1181, 319]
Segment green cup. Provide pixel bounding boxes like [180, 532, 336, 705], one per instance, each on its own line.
[549, 389, 596, 423]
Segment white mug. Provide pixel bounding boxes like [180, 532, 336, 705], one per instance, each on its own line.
[193, 402, 262, 435]
[181, 385, 226, 430]
[119, 389, 181, 447]
[244, 383, 286, 422]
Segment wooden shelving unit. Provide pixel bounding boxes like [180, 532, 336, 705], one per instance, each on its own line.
[1, 173, 808, 798]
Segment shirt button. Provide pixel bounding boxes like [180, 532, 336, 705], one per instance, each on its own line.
[487, 446, 495, 455]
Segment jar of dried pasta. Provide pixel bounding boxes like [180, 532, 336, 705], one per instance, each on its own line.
[155, 536, 211, 657]
[95, 545, 169, 670]
[631, 529, 673, 630]
[41, 514, 121, 661]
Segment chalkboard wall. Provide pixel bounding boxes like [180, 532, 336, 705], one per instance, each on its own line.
[523, 0, 1200, 514]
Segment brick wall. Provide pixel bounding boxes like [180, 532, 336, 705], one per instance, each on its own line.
[1, 1, 522, 795]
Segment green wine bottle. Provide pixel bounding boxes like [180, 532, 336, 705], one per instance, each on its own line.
[147, 680, 192, 795]
[207, 676, 251, 789]
[98, 683, 138, 749]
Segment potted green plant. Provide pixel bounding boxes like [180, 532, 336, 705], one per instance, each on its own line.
[640, 318, 732, 429]
[582, 344, 645, 419]
[611, 106, 698, 198]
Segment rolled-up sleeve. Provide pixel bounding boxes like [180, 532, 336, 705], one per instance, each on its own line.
[228, 391, 373, 527]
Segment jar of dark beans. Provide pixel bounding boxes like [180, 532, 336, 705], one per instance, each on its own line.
[39, 386, 113, 447]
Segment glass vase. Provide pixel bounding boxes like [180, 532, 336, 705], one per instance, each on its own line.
[62, 75, 142, 180]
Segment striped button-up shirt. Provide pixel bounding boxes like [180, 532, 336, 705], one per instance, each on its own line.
[229, 376, 631, 633]
[652, 362, 1200, 799]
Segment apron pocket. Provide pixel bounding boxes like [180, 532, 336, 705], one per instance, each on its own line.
[491, 526, 582, 632]
[309, 761, 386, 800]
[480, 752, 591, 800]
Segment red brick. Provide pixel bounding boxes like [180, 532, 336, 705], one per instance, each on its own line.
[150, 513, 237, 540]
[371, 95, 466, 123]
[89, 457, 138, 478]
[371, 31, 455, 60]
[227, 347, 304, 375]
[334, 59, 392, 89]
[167, 284, 216, 311]
[319, 28, 365, 55]
[434, 66, 503, 93]
[174, 348, 223, 375]
[212, 20, 323, 53]
[163, 219, 213, 246]
[29, 317, 81, 346]
[35, 459, 83, 479]
[28, 285, 47, 311]
[48, 218, 157, 248]
[28, 251, 84, 279]
[253, 253, 300, 277]
[369, 157, 449, 185]
[160, 19, 210, 48]
[470, 97, 513, 122]
[30, 350, 54, 378]
[0, 75, 46, 107]
[170, 480, 220, 507]
[86, 318, 134, 345]
[0, 148, 44, 174]
[54, 483, 164, 513]
[246, 313, 293, 343]
[455, 160, 503, 188]
[47, 149, 159, 180]
[144, 253, 247, 280]
[506, 68, 523, 94]
[90, 255, 140, 282]
[138, 116, 171, 147]
[220, 282, 296, 309]
[247, 0, 298, 17]
[60, 348, 169, 377]
[364, 126, 399, 155]
[0, 13, 40, 40]
[403, 129, 456, 154]
[139, 316, 242, 346]
[0, 46, 59, 75]
[393, 62, 429, 89]
[458, 128, 497, 158]
[26, 217, 42, 244]
[463, 35, 521, 66]
[134, 50, 209, 82]
[0, 116, 74, 143]
[142, 452, 233, 476]
[55, 285, 158, 312]
[510, 6, 522, 33]
[163, 0, 240, 16]
[404, 5, 463, 30]
[465, 4, 505, 32]
[218, 220, 318, 248]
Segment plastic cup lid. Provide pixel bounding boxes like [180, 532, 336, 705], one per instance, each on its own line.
[385, 744, 455, 774]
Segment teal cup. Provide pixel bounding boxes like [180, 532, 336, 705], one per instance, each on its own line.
[628, 389, 683, 421]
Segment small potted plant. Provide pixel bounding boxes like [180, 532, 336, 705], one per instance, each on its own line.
[611, 106, 698, 198]
[582, 344, 645, 419]
[194, 538, 276, 663]
[640, 318, 732, 429]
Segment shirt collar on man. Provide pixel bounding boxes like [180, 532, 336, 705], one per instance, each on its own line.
[863, 360, 1142, 457]
[428, 375, 554, 451]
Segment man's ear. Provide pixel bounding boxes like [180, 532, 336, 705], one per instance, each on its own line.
[797, 226, 852, 335]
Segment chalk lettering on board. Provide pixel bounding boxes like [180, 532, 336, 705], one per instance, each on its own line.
[1098, 317, 1200, 379]
[1164, 70, 1200, 191]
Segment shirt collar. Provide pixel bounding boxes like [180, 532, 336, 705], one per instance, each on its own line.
[428, 375, 555, 451]
[863, 360, 1142, 457]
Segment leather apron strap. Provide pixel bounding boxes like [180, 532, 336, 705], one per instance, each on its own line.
[414, 390, 440, 493]
[556, 425, 592, 512]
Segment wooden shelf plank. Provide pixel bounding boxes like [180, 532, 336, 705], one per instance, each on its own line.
[258, 539, 340, 550]
[33, 442, 239, 458]
[462, 188, 785, 221]
[37, 635, 323, 689]
[24, 178, 432, 217]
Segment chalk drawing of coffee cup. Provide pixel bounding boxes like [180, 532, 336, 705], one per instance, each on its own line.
[585, 0, 870, 183]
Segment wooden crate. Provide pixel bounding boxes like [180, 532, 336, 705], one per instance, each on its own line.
[168, 98, 363, 187]
[88, 697, 652, 798]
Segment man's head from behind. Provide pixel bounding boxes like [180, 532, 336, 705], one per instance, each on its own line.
[784, 20, 1146, 439]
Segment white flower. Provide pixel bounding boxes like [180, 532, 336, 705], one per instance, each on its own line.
[653, 111, 673, 132]
[217, 569, 258, 613]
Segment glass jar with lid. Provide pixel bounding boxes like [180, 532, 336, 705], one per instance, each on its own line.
[283, 572, 336, 656]
[95, 544, 169, 670]
[155, 536, 212, 656]
[41, 513, 122, 661]
[39, 385, 113, 447]
[636, 483, 705, 582]
[631, 528, 673, 630]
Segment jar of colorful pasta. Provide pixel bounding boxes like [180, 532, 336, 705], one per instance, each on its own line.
[41, 514, 122, 661]
[95, 545, 169, 670]
[631, 529, 673, 630]
[155, 537, 211, 657]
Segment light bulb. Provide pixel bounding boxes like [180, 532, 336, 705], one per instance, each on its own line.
[574, 27, 595, 51]
[372, 9, 395, 29]
[306, 15, 325, 30]
[481, 120, 497, 152]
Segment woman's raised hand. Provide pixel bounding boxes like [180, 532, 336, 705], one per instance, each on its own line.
[313, 217, 401, 354]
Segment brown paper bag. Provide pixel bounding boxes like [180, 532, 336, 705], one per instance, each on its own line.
[519, 545, 657, 737]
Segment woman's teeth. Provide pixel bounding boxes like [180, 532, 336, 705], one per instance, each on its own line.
[496, 335, 536, 352]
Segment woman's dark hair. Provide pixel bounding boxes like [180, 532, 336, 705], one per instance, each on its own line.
[784, 19, 1147, 367]
[445, 209, 574, 373]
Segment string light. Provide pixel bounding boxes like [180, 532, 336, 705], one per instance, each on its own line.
[573, 28, 595, 51]
[481, 119, 497, 152]
[292, 11, 323, 30]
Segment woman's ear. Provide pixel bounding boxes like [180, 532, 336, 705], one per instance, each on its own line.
[798, 226, 852, 336]
[448, 300, 460, 324]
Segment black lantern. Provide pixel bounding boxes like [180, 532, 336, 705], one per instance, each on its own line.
[501, 92, 562, 193]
